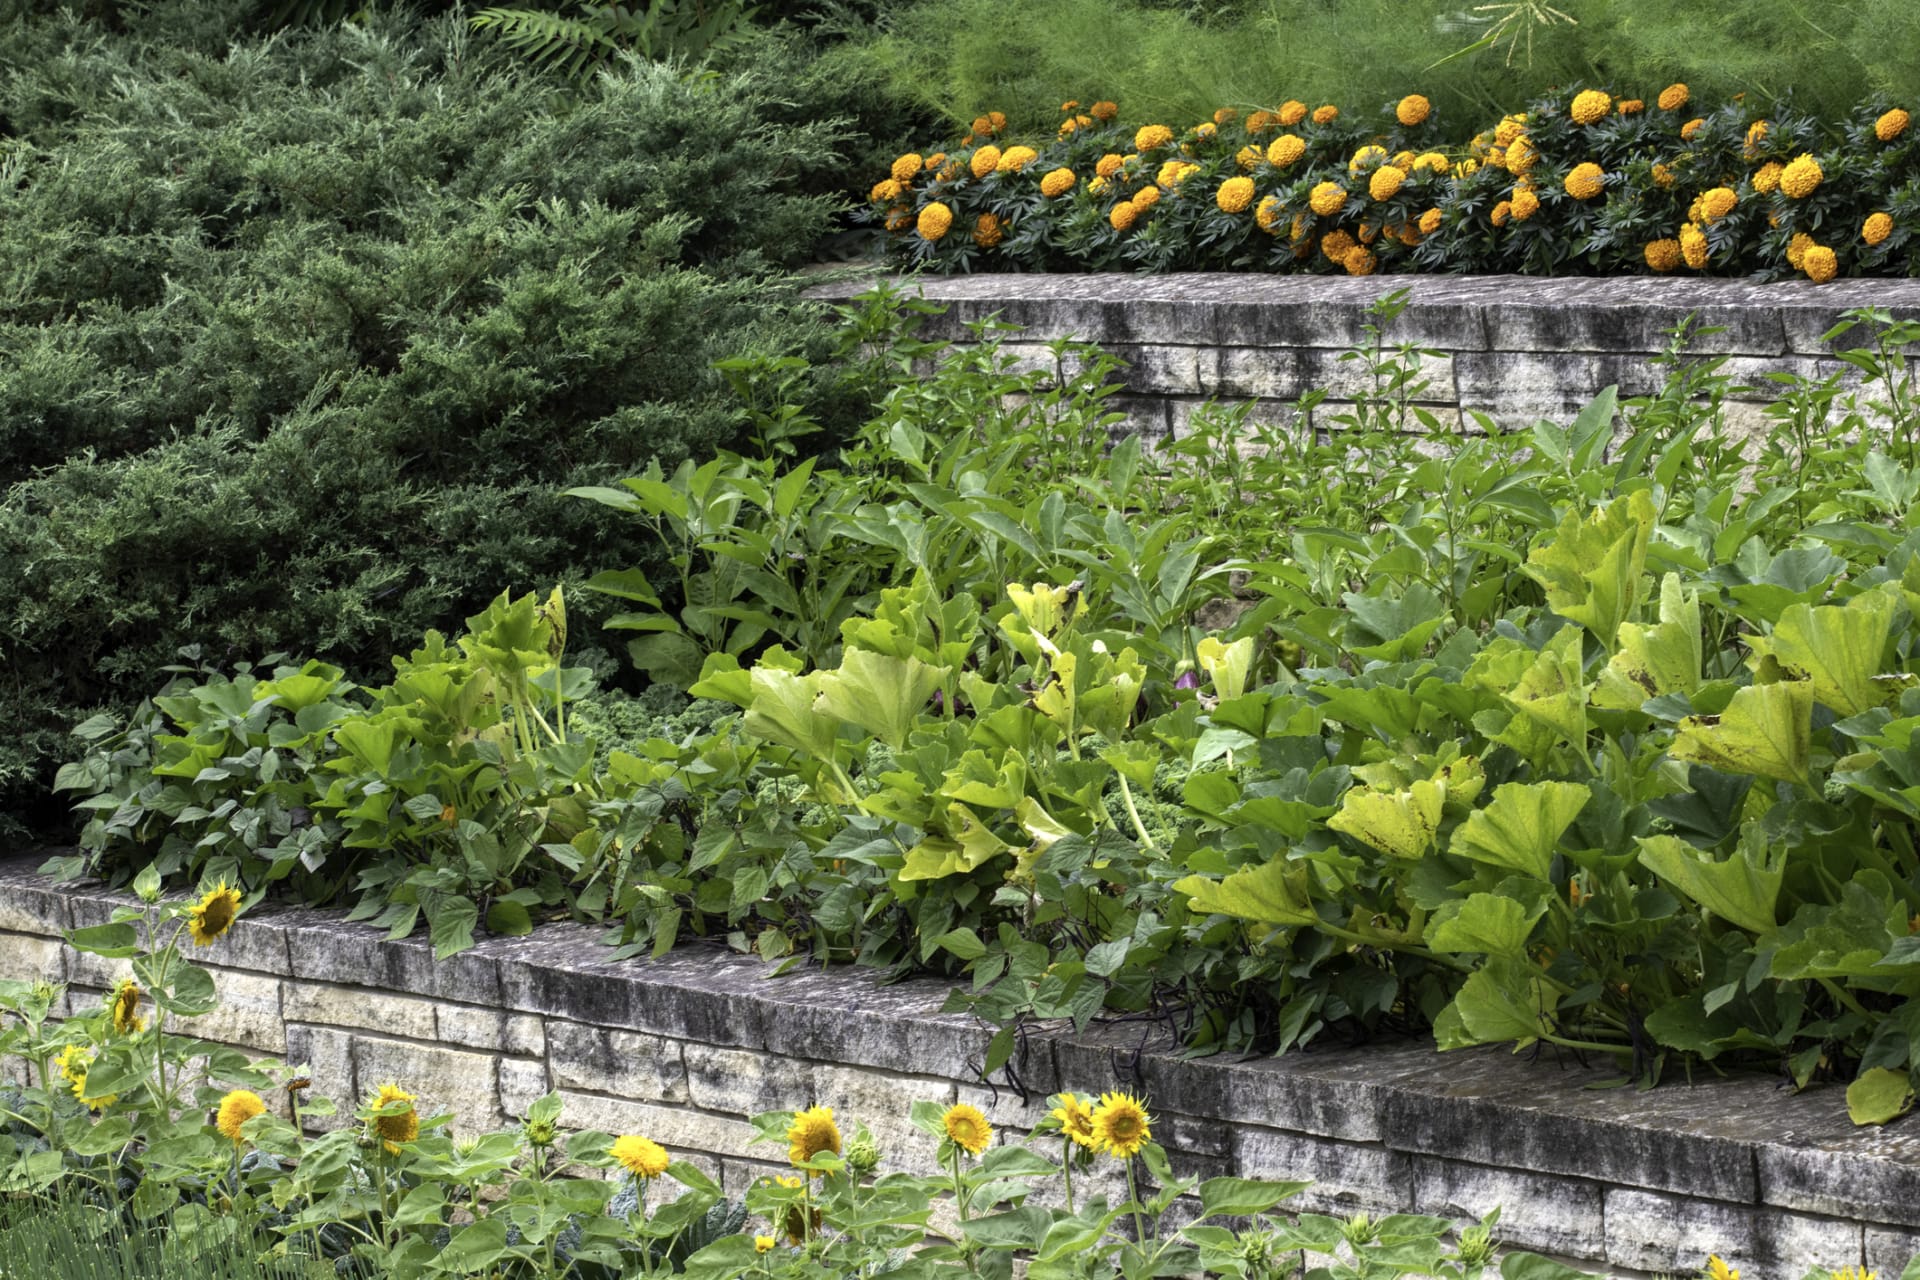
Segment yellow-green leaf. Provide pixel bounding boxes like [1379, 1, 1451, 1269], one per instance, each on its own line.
[1635, 833, 1784, 936]
[1328, 778, 1446, 859]
[1450, 781, 1590, 881]
[1172, 859, 1319, 927]
[1501, 625, 1591, 754]
[1670, 679, 1813, 786]
[1745, 584, 1903, 717]
[1593, 574, 1703, 711]
[1197, 635, 1256, 701]
[899, 803, 1010, 882]
[1428, 892, 1548, 956]
[1846, 1067, 1916, 1126]
[815, 648, 950, 750]
[1521, 490, 1656, 649]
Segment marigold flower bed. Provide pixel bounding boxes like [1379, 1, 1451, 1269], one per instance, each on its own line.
[867, 90, 1920, 282]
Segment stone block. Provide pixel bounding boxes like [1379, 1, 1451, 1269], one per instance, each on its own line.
[684, 1042, 814, 1119]
[811, 1062, 953, 1176]
[498, 1057, 552, 1120]
[188, 967, 285, 1053]
[282, 982, 435, 1042]
[547, 1020, 688, 1103]
[350, 1035, 502, 1139]
[1407, 1155, 1603, 1259]
[0, 933, 66, 984]
[1755, 1102, 1920, 1227]
[497, 934, 772, 1050]
[0, 864, 72, 934]
[558, 1093, 757, 1159]
[1603, 1188, 1861, 1278]
[283, 1024, 357, 1131]
[1867, 1225, 1920, 1272]
[436, 1005, 545, 1057]
[1232, 1126, 1412, 1218]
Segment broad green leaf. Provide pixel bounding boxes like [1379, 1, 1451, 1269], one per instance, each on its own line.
[1196, 1176, 1312, 1218]
[1499, 626, 1591, 755]
[1521, 489, 1655, 649]
[1846, 1067, 1916, 1126]
[1172, 859, 1319, 927]
[1449, 781, 1589, 881]
[1427, 892, 1548, 957]
[1670, 679, 1813, 786]
[1342, 583, 1447, 661]
[742, 667, 836, 759]
[1328, 780, 1445, 860]
[1592, 574, 1702, 711]
[816, 648, 950, 749]
[1746, 584, 1904, 717]
[942, 749, 1028, 808]
[1636, 833, 1783, 936]
[1196, 635, 1256, 700]
[1435, 957, 1559, 1051]
[66, 923, 139, 959]
[898, 803, 1009, 882]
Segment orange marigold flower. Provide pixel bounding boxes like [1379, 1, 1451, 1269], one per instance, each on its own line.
[970, 145, 1002, 179]
[1061, 100, 1080, 113]
[870, 178, 903, 203]
[1235, 144, 1263, 170]
[1752, 161, 1783, 194]
[1368, 164, 1406, 201]
[1876, 108, 1911, 143]
[1864, 212, 1894, 246]
[1644, 238, 1682, 272]
[1135, 124, 1175, 151]
[1494, 113, 1529, 146]
[972, 212, 1004, 249]
[987, 111, 1007, 132]
[1267, 134, 1306, 167]
[1802, 243, 1838, 283]
[1616, 99, 1644, 115]
[891, 154, 921, 183]
[1779, 153, 1822, 199]
[1680, 222, 1709, 269]
[1491, 199, 1513, 227]
[1787, 231, 1814, 270]
[1652, 162, 1676, 189]
[1681, 117, 1706, 141]
[1570, 89, 1612, 125]
[923, 152, 946, 171]
[1312, 104, 1339, 124]
[1308, 181, 1347, 216]
[1255, 194, 1285, 233]
[1413, 152, 1449, 174]
[1041, 167, 1076, 197]
[1096, 153, 1126, 179]
[1216, 175, 1256, 213]
[1278, 100, 1308, 126]
[1507, 135, 1539, 174]
[1132, 184, 1160, 208]
[1344, 247, 1378, 275]
[1214, 106, 1239, 125]
[969, 115, 992, 137]
[1244, 109, 1274, 134]
[916, 202, 954, 241]
[1090, 101, 1118, 121]
[1744, 119, 1770, 156]
[1658, 83, 1689, 111]
[1511, 187, 1540, 220]
[1320, 229, 1357, 262]
[1418, 206, 1443, 235]
[1564, 162, 1606, 200]
[1397, 94, 1431, 126]
[996, 145, 1038, 172]
[1109, 201, 1139, 231]
[1698, 187, 1737, 222]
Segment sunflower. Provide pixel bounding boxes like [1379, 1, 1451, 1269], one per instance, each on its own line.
[1698, 187, 1737, 223]
[1308, 181, 1347, 217]
[1278, 100, 1308, 126]
[1267, 134, 1306, 168]
[942, 1103, 992, 1156]
[1706, 1257, 1740, 1280]
[1134, 124, 1174, 152]
[55, 1044, 116, 1110]
[1396, 95, 1430, 127]
[1563, 162, 1606, 201]
[1569, 90, 1611, 125]
[1049, 1093, 1098, 1148]
[216, 1089, 267, 1144]
[1216, 176, 1256, 214]
[1658, 83, 1690, 111]
[1877, 109, 1910, 143]
[368, 1082, 419, 1152]
[1802, 244, 1838, 283]
[187, 883, 242, 946]
[772, 1175, 820, 1244]
[613, 1134, 671, 1179]
[109, 979, 145, 1035]
[1090, 1092, 1152, 1159]
[1040, 168, 1076, 198]
[916, 202, 954, 241]
[1779, 154, 1822, 199]
[1644, 239, 1682, 272]
[1865, 212, 1895, 246]
[755, 1236, 777, 1254]
[786, 1105, 842, 1169]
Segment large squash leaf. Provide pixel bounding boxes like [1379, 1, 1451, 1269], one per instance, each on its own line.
[1670, 679, 1813, 786]
[1521, 489, 1656, 649]
[1172, 858, 1320, 927]
[1636, 832, 1785, 936]
[1745, 584, 1905, 717]
[1327, 778, 1446, 860]
[1450, 781, 1590, 881]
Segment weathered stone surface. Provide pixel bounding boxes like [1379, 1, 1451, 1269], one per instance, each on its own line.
[350, 1036, 502, 1139]
[1755, 1107, 1920, 1227]
[558, 1093, 757, 1158]
[282, 982, 434, 1041]
[0, 932, 66, 983]
[1603, 1188, 1862, 1277]
[1866, 1225, 1920, 1271]
[1232, 1127, 1412, 1217]
[1407, 1156, 1603, 1259]
[547, 1020, 688, 1103]
[683, 1042, 813, 1119]
[498, 1056, 552, 1119]
[811, 1062, 953, 1176]
[282, 1024, 357, 1131]
[0, 862, 72, 933]
[436, 1005, 545, 1057]
[190, 968, 285, 1053]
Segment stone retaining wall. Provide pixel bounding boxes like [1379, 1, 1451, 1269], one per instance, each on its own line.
[807, 273, 1920, 435]
[3, 857, 1918, 1277]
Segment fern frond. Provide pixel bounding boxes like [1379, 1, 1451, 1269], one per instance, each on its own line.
[471, 6, 625, 79]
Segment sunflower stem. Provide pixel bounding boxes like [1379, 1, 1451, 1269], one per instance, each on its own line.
[1062, 1137, 1074, 1215]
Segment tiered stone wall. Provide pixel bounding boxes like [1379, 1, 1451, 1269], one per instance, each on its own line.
[807, 273, 1920, 435]
[3, 857, 1918, 1277]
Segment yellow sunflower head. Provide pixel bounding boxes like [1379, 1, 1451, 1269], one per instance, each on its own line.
[216, 1089, 267, 1145]
[786, 1105, 842, 1170]
[1705, 1256, 1740, 1280]
[108, 979, 145, 1036]
[613, 1133, 672, 1180]
[368, 1082, 419, 1152]
[942, 1103, 992, 1156]
[56, 1044, 115, 1110]
[1049, 1093, 1098, 1148]
[187, 883, 242, 947]
[1090, 1091, 1152, 1159]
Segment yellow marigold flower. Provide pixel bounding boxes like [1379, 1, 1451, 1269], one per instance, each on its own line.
[1156, 158, 1196, 187]
[1645, 238, 1682, 272]
[1050, 1093, 1098, 1147]
[969, 115, 991, 137]
[1041, 167, 1076, 198]
[1745, 120, 1770, 155]
[1495, 113, 1530, 145]
[1752, 161, 1783, 194]
[1490, 200, 1512, 227]
[1308, 181, 1347, 216]
[937, 160, 961, 182]
[1321, 229, 1357, 262]
[1312, 104, 1339, 125]
[1418, 206, 1443, 235]
[923, 152, 945, 171]
[1344, 247, 1377, 275]
[1617, 99, 1644, 115]
[755, 1236, 777, 1254]
[1191, 122, 1218, 141]
[1681, 222, 1710, 269]
[1216, 176, 1256, 213]
[1877, 108, 1910, 143]
[1109, 201, 1139, 231]
[1357, 219, 1379, 244]
[786, 1105, 841, 1168]
[1706, 1256, 1739, 1280]
[943, 1103, 992, 1156]
[1135, 124, 1174, 151]
[1091, 101, 1118, 121]
[972, 212, 1004, 249]
[188, 883, 242, 946]
[883, 210, 911, 233]
[1803, 243, 1838, 283]
[916, 202, 953, 241]
[1133, 185, 1161, 209]
[1087, 175, 1107, 195]
[987, 111, 1007, 133]
[1699, 187, 1737, 222]
[1234, 144, 1261, 170]
[1457, 158, 1479, 178]
[1397, 94, 1431, 127]
[613, 1134, 672, 1179]
[1289, 211, 1309, 242]
[1865, 212, 1895, 246]
[1277, 100, 1307, 126]
[369, 1082, 419, 1152]
[1349, 144, 1387, 175]
[1061, 100, 1080, 113]
[1091, 1092, 1152, 1159]
[870, 178, 903, 203]
[1096, 153, 1126, 179]
[108, 979, 145, 1035]
[1413, 152, 1449, 174]
[1255, 195, 1285, 233]
[1213, 106, 1239, 126]
[969, 146, 1002, 179]
[996, 145, 1037, 173]
[1787, 231, 1814, 269]
[1570, 90, 1611, 125]
[1652, 162, 1676, 189]
[1267, 134, 1306, 168]
[1368, 165, 1406, 202]
[1564, 162, 1606, 200]
[1244, 109, 1274, 134]
[1779, 153, 1822, 199]
[1396, 222, 1421, 246]
[1511, 187, 1540, 221]
[1681, 117, 1706, 141]
[216, 1089, 267, 1144]
[1658, 83, 1689, 111]
[891, 153, 921, 183]
[1506, 135, 1539, 175]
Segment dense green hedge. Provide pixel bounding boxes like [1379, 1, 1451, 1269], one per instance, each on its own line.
[0, 3, 892, 837]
